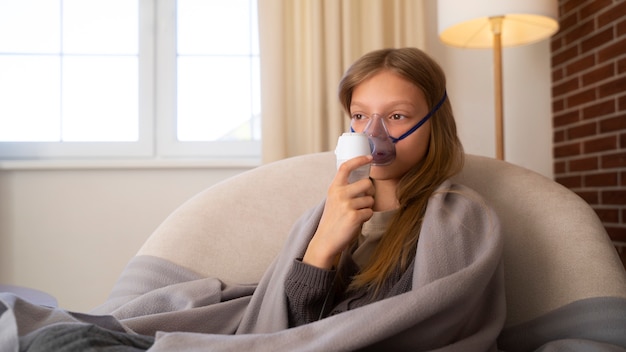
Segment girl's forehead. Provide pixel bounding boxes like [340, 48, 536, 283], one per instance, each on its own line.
[351, 83, 426, 112]
[352, 72, 423, 97]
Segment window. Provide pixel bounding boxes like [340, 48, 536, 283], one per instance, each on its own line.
[0, 0, 260, 160]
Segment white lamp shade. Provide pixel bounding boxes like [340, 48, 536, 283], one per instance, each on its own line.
[438, 0, 559, 48]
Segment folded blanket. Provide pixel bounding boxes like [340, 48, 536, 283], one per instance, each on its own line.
[2, 180, 625, 351]
[19, 323, 154, 352]
[498, 296, 626, 352]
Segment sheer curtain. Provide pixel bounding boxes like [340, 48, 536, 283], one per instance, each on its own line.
[258, 0, 426, 163]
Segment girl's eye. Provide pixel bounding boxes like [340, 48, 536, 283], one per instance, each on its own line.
[352, 114, 365, 120]
[390, 114, 406, 120]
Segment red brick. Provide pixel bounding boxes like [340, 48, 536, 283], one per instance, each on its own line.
[607, 226, 626, 242]
[602, 152, 626, 169]
[562, 0, 583, 16]
[557, 174, 583, 188]
[619, 58, 626, 75]
[568, 121, 597, 139]
[581, 0, 613, 17]
[565, 54, 595, 76]
[552, 45, 579, 67]
[554, 129, 566, 143]
[598, 37, 626, 63]
[559, 6, 579, 28]
[553, 77, 579, 97]
[554, 110, 580, 127]
[552, 98, 565, 113]
[600, 115, 626, 133]
[554, 142, 582, 157]
[577, 190, 600, 204]
[582, 99, 615, 119]
[602, 190, 626, 205]
[595, 207, 620, 222]
[565, 18, 595, 45]
[585, 171, 619, 187]
[598, 76, 626, 98]
[618, 17, 626, 36]
[598, 1, 626, 27]
[582, 62, 615, 86]
[554, 160, 566, 174]
[570, 156, 599, 171]
[567, 88, 597, 108]
[551, 37, 563, 52]
[581, 27, 614, 53]
[552, 67, 564, 82]
[553, 31, 564, 42]
[584, 136, 617, 153]
[620, 95, 626, 111]
[621, 132, 626, 149]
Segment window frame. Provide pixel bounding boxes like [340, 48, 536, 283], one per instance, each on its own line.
[0, 0, 261, 162]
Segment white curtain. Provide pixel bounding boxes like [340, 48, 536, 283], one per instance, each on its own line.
[258, 0, 427, 163]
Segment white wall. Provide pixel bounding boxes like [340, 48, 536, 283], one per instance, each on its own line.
[0, 3, 554, 312]
[423, 2, 554, 178]
[0, 165, 249, 311]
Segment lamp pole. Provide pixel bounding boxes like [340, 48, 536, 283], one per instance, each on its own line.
[491, 16, 505, 160]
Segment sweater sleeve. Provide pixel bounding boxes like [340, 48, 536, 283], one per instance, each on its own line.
[284, 259, 336, 327]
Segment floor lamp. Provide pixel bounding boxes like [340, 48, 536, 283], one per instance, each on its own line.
[437, 0, 559, 160]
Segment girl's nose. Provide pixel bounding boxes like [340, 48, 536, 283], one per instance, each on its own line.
[363, 115, 396, 165]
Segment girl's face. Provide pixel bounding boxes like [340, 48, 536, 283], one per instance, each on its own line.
[349, 70, 431, 182]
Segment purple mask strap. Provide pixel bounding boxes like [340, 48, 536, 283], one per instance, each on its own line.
[389, 90, 447, 143]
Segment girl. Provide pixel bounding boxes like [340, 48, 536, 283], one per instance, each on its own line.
[285, 47, 501, 331]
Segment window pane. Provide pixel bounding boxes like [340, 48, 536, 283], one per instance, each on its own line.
[0, 56, 61, 141]
[175, 0, 260, 144]
[177, 0, 252, 55]
[0, 0, 60, 53]
[62, 56, 138, 141]
[0, 0, 140, 144]
[63, 0, 138, 55]
[177, 56, 257, 141]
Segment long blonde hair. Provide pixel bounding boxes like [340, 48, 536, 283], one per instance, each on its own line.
[338, 48, 464, 294]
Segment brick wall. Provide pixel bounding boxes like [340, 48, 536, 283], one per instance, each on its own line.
[551, 0, 626, 266]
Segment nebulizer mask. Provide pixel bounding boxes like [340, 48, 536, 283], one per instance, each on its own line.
[347, 91, 448, 166]
[358, 113, 397, 165]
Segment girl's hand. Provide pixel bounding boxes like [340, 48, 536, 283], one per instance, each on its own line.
[303, 155, 375, 269]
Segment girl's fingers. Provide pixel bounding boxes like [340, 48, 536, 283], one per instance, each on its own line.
[335, 155, 373, 185]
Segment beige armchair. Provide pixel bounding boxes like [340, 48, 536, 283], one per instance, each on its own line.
[135, 151, 626, 331]
[6, 152, 625, 351]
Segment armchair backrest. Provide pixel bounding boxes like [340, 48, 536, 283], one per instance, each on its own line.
[136, 152, 626, 327]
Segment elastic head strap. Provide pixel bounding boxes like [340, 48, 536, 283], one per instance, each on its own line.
[389, 90, 447, 143]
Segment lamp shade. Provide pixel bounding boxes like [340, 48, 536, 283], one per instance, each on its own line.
[438, 0, 559, 48]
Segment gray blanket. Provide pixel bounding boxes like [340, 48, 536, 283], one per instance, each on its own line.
[2, 181, 625, 351]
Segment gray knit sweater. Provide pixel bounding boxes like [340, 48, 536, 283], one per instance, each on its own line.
[285, 229, 415, 327]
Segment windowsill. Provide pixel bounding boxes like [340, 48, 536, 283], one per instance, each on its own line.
[0, 157, 261, 171]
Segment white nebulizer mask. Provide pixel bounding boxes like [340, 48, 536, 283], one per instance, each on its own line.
[351, 91, 448, 166]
